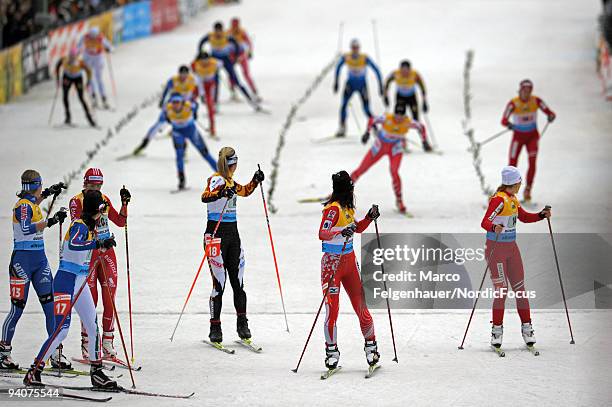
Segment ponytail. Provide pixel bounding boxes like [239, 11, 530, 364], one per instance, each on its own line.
[217, 146, 237, 180]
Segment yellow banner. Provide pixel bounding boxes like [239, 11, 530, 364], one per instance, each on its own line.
[88, 11, 114, 43]
[0, 44, 23, 104]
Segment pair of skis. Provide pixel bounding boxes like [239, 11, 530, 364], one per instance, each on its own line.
[492, 344, 540, 358]
[202, 338, 263, 354]
[320, 364, 381, 380]
[72, 356, 142, 371]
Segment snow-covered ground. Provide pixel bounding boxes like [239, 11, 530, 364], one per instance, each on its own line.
[0, 0, 611, 406]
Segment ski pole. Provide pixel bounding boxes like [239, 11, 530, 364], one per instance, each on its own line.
[540, 121, 550, 138]
[337, 21, 344, 54]
[169, 199, 229, 342]
[45, 195, 59, 222]
[458, 233, 499, 350]
[106, 53, 118, 104]
[469, 128, 511, 152]
[257, 164, 289, 332]
[292, 237, 350, 373]
[544, 205, 575, 344]
[373, 217, 398, 362]
[48, 84, 60, 125]
[371, 19, 382, 68]
[424, 113, 438, 149]
[123, 186, 134, 363]
[97, 256, 136, 388]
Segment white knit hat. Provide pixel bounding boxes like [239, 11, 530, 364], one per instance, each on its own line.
[501, 166, 522, 185]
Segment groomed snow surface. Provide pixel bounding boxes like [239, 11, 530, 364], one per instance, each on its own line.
[1, 1, 611, 406]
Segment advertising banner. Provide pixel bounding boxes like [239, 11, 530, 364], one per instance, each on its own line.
[0, 44, 24, 104]
[179, 0, 206, 22]
[88, 11, 115, 43]
[122, 1, 152, 42]
[112, 7, 125, 46]
[21, 33, 50, 91]
[152, 0, 180, 33]
[47, 20, 88, 75]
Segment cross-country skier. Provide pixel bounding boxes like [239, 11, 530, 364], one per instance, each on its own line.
[318, 170, 380, 370]
[383, 60, 429, 126]
[24, 190, 118, 389]
[200, 147, 265, 344]
[351, 104, 427, 214]
[54, 47, 96, 127]
[143, 93, 216, 190]
[1, 171, 68, 370]
[132, 66, 199, 156]
[198, 21, 260, 110]
[333, 38, 383, 138]
[69, 168, 130, 362]
[159, 65, 198, 108]
[501, 79, 556, 203]
[191, 52, 221, 138]
[78, 26, 113, 109]
[227, 17, 260, 101]
[480, 166, 551, 350]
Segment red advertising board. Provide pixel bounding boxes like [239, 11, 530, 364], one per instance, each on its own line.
[152, 0, 180, 33]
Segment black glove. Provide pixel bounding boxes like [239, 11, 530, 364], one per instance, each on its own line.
[120, 187, 131, 205]
[548, 113, 556, 123]
[42, 182, 67, 199]
[96, 236, 117, 250]
[222, 187, 236, 199]
[422, 99, 429, 113]
[383, 95, 389, 107]
[333, 82, 339, 94]
[361, 129, 371, 144]
[366, 205, 380, 220]
[341, 224, 357, 238]
[158, 99, 164, 109]
[506, 123, 514, 130]
[539, 206, 552, 219]
[47, 210, 67, 228]
[253, 169, 265, 183]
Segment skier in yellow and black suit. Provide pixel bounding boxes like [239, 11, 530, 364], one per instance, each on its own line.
[54, 48, 96, 127]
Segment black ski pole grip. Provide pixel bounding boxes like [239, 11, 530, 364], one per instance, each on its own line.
[544, 205, 551, 210]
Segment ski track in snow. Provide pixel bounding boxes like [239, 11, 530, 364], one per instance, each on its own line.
[0, 0, 611, 406]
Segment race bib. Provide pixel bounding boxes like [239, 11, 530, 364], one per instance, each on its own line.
[9, 278, 26, 300]
[205, 237, 222, 258]
[53, 293, 72, 316]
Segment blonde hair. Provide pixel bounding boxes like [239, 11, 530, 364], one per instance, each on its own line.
[217, 147, 236, 180]
[491, 183, 519, 200]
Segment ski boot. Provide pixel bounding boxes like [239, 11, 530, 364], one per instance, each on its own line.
[81, 332, 90, 360]
[491, 324, 503, 348]
[209, 321, 223, 343]
[0, 342, 19, 370]
[523, 186, 532, 203]
[23, 363, 44, 387]
[422, 140, 433, 152]
[364, 340, 380, 366]
[396, 199, 407, 214]
[335, 123, 346, 138]
[91, 362, 118, 389]
[101, 95, 110, 110]
[178, 171, 186, 190]
[50, 344, 72, 369]
[102, 332, 117, 359]
[521, 322, 536, 346]
[237, 315, 252, 340]
[64, 114, 72, 126]
[325, 344, 340, 369]
[133, 138, 149, 156]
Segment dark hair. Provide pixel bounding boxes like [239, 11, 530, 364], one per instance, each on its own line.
[400, 60, 411, 69]
[214, 21, 223, 30]
[178, 65, 189, 74]
[323, 171, 355, 209]
[198, 51, 209, 60]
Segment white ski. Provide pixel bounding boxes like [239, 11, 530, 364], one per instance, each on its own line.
[492, 345, 506, 357]
[235, 339, 263, 353]
[526, 345, 540, 356]
[320, 366, 342, 380]
[202, 340, 236, 354]
[365, 364, 381, 379]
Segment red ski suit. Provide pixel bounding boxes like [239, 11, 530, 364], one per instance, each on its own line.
[319, 202, 375, 345]
[70, 192, 127, 333]
[481, 191, 542, 325]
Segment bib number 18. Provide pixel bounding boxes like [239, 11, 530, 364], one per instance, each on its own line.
[205, 237, 222, 258]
